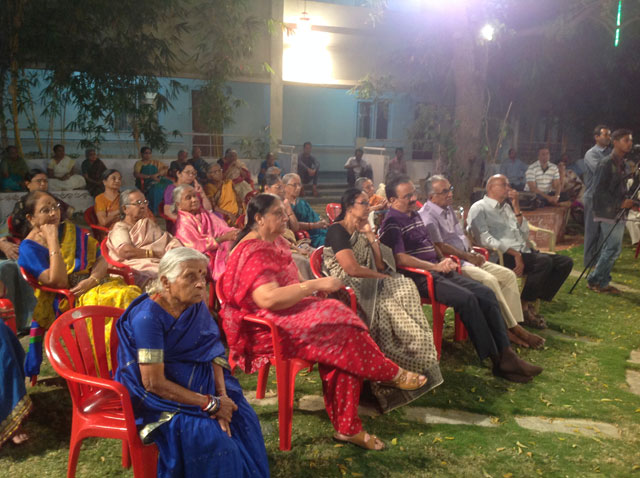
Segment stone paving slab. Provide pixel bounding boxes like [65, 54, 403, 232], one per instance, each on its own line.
[404, 406, 498, 428]
[537, 328, 598, 344]
[626, 369, 640, 396]
[628, 350, 640, 365]
[244, 390, 278, 407]
[515, 416, 621, 439]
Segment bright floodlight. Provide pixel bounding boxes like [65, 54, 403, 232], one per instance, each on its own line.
[480, 24, 495, 41]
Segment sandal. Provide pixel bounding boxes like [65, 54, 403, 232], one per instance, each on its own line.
[333, 430, 385, 451]
[380, 369, 427, 391]
[522, 309, 547, 330]
[599, 285, 621, 295]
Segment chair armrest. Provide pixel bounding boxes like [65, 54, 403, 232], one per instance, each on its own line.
[107, 268, 136, 286]
[472, 246, 489, 261]
[528, 224, 556, 252]
[90, 223, 110, 233]
[398, 266, 436, 298]
[295, 230, 310, 240]
[445, 255, 462, 273]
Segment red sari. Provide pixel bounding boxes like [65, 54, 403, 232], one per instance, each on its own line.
[220, 237, 400, 435]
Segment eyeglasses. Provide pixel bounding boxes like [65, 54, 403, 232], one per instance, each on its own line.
[401, 191, 417, 200]
[39, 203, 62, 215]
[182, 170, 197, 176]
[130, 199, 149, 206]
[434, 186, 454, 195]
[286, 183, 302, 188]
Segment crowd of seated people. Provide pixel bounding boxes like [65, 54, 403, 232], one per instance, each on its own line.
[1, 144, 583, 474]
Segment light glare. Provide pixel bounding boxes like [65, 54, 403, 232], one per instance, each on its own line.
[480, 24, 495, 41]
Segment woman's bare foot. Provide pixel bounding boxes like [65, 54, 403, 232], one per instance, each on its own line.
[11, 427, 29, 445]
[507, 328, 530, 348]
[510, 325, 545, 349]
[334, 430, 385, 450]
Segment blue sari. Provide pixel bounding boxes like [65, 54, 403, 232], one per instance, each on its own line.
[0, 321, 32, 447]
[116, 294, 269, 478]
[292, 198, 327, 247]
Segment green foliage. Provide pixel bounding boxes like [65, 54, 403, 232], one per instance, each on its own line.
[239, 126, 282, 159]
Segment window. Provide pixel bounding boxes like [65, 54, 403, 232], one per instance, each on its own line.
[113, 111, 131, 132]
[356, 101, 389, 139]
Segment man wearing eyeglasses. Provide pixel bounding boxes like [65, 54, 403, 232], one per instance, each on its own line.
[467, 174, 573, 328]
[419, 175, 544, 349]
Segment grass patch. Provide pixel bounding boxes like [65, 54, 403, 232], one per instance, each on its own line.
[2, 246, 640, 477]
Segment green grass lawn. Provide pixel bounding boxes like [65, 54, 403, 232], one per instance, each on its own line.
[2, 244, 640, 478]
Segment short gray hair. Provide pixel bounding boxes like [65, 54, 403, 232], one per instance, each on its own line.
[424, 175, 448, 198]
[282, 173, 300, 185]
[146, 247, 209, 294]
[172, 184, 195, 214]
[354, 177, 371, 191]
[120, 188, 143, 217]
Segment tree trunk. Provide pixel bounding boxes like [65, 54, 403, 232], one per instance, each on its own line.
[450, 7, 489, 203]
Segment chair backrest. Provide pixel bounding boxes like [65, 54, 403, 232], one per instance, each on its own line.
[0, 298, 17, 334]
[7, 215, 18, 238]
[84, 206, 98, 227]
[235, 214, 246, 228]
[326, 203, 341, 223]
[309, 246, 324, 279]
[100, 238, 127, 269]
[215, 279, 225, 305]
[45, 306, 124, 404]
[19, 266, 75, 307]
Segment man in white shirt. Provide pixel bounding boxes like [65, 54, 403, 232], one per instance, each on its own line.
[345, 148, 372, 187]
[525, 147, 561, 206]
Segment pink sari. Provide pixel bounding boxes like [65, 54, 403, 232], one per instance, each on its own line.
[175, 208, 234, 280]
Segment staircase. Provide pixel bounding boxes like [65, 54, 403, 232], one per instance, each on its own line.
[300, 171, 349, 215]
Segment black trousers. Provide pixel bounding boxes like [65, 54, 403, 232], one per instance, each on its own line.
[402, 270, 510, 360]
[502, 252, 573, 302]
[298, 163, 319, 185]
[347, 167, 373, 187]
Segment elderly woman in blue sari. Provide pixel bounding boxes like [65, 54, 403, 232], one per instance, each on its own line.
[14, 190, 141, 379]
[116, 248, 269, 478]
[0, 297, 32, 448]
[283, 173, 328, 247]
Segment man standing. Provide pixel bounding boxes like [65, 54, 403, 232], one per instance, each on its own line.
[525, 148, 561, 206]
[587, 129, 635, 294]
[388, 147, 407, 177]
[583, 125, 612, 266]
[467, 175, 573, 328]
[345, 148, 373, 187]
[419, 175, 544, 348]
[379, 175, 543, 383]
[500, 148, 528, 191]
[297, 141, 319, 197]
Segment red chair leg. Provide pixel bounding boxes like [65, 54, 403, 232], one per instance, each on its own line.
[454, 313, 468, 342]
[130, 441, 159, 478]
[431, 304, 444, 360]
[256, 363, 271, 399]
[274, 359, 294, 451]
[30, 376, 38, 386]
[635, 240, 640, 258]
[67, 435, 83, 478]
[121, 440, 131, 468]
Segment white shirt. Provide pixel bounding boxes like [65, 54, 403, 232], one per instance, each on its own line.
[525, 161, 559, 194]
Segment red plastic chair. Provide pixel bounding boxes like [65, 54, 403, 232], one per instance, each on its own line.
[84, 206, 109, 240]
[0, 298, 17, 334]
[398, 263, 467, 358]
[216, 280, 314, 451]
[45, 306, 158, 478]
[308, 247, 357, 313]
[235, 214, 245, 228]
[99, 239, 136, 286]
[294, 230, 310, 241]
[325, 203, 341, 223]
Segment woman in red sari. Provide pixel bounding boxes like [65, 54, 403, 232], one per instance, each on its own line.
[220, 193, 426, 451]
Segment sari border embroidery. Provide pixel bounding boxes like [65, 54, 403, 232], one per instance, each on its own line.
[0, 395, 33, 447]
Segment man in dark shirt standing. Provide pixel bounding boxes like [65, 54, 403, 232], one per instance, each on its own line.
[297, 141, 319, 197]
[587, 129, 635, 294]
[379, 175, 542, 383]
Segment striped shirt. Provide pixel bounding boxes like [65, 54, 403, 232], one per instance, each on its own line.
[379, 207, 438, 263]
[525, 160, 559, 194]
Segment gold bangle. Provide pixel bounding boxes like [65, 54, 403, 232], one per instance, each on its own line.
[146, 249, 152, 258]
[89, 276, 99, 285]
[50, 250, 60, 257]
